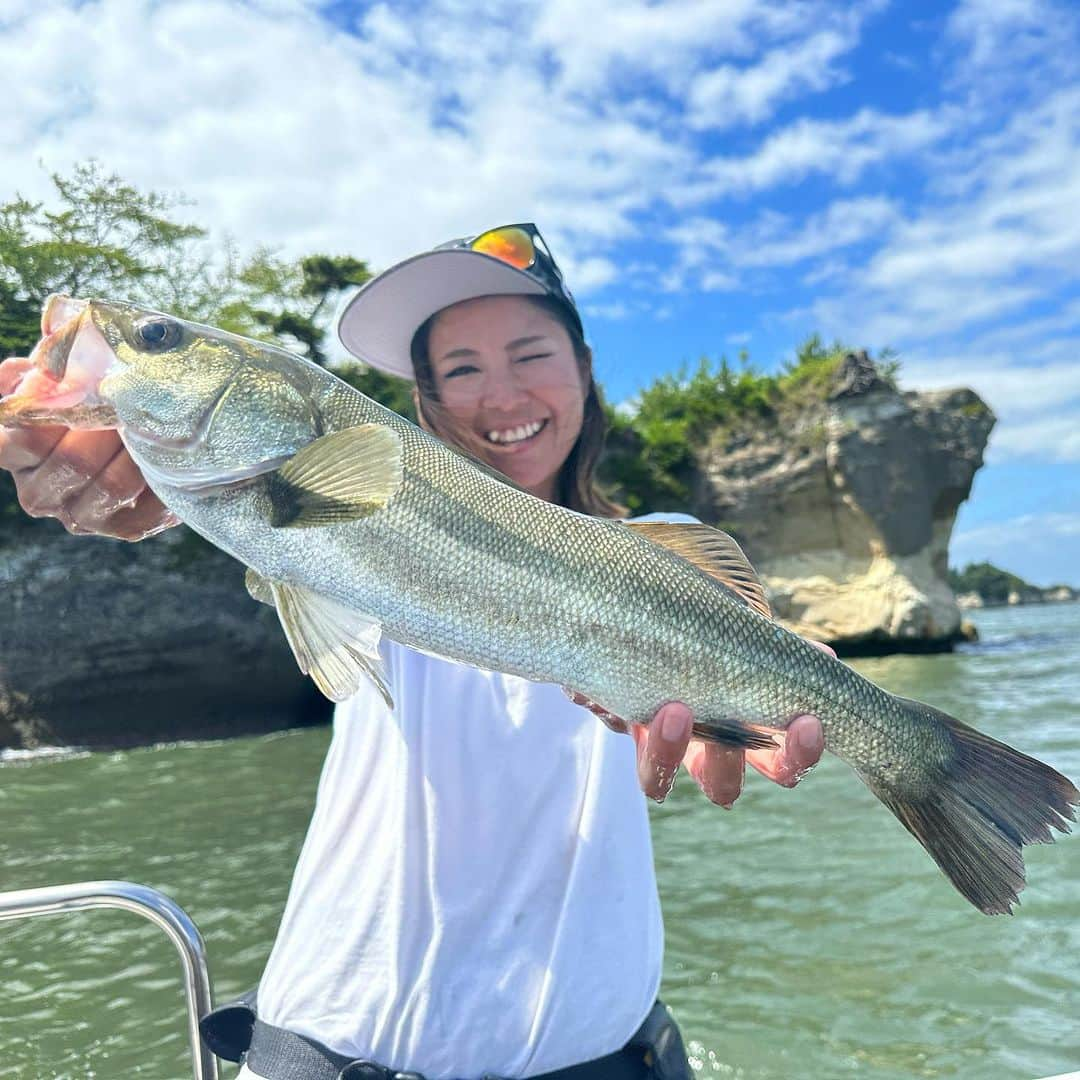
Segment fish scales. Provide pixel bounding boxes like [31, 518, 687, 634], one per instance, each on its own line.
[2, 295, 1075, 915]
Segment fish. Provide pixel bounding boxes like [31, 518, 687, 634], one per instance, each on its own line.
[2, 294, 1077, 916]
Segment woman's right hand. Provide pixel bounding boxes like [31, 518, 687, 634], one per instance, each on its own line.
[0, 357, 178, 541]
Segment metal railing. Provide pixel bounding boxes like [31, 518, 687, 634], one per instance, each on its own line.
[0, 880, 218, 1080]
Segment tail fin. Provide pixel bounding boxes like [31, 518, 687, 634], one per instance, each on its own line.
[865, 698, 1078, 915]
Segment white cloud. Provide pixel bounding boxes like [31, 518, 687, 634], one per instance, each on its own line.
[582, 301, 630, 321]
[664, 197, 896, 293]
[701, 269, 739, 292]
[952, 511, 1080, 586]
[531, 0, 818, 95]
[1, 0, 691, 285]
[688, 27, 855, 130]
[956, 511, 1080, 549]
[805, 84, 1080, 347]
[946, 0, 1064, 75]
[674, 108, 950, 202]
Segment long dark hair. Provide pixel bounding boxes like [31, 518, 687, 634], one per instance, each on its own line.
[410, 294, 624, 518]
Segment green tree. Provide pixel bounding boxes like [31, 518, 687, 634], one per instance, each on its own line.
[0, 163, 205, 356]
[948, 562, 1033, 604]
[0, 165, 416, 536]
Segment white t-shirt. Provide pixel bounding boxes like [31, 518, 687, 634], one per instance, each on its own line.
[245, 649, 671, 1066]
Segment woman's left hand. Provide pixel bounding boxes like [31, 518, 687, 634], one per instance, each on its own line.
[569, 640, 833, 804]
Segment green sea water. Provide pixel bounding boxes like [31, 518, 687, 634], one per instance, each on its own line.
[1, 602, 1078, 1079]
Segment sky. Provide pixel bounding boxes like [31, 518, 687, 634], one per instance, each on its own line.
[2, 0, 1078, 584]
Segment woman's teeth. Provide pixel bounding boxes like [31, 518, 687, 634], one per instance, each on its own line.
[485, 419, 546, 445]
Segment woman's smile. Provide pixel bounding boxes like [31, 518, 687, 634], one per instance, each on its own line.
[483, 417, 549, 448]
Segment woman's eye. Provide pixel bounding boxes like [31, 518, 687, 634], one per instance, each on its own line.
[444, 364, 479, 379]
[515, 353, 552, 364]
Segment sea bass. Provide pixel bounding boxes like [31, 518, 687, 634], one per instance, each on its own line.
[2, 295, 1076, 915]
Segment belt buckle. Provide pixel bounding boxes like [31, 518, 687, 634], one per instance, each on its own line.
[338, 1063, 387, 1080]
[338, 1065, 425, 1080]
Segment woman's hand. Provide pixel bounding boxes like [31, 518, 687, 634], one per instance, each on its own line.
[634, 702, 824, 805]
[569, 640, 833, 804]
[0, 357, 178, 541]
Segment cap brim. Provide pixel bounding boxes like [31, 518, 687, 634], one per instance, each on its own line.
[337, 250, 549, 380]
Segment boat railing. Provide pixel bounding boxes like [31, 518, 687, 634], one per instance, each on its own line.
[0, 879, 218, 1080]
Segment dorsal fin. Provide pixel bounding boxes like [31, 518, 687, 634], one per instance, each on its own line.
[627, 521, 773, 618]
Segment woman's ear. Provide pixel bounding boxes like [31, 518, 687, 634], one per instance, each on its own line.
[412, 386, 433, 433]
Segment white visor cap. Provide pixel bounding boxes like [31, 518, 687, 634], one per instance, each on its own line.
[336, 250, 551, 381]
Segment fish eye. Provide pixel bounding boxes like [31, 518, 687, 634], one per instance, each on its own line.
[134, 317, 182, 352]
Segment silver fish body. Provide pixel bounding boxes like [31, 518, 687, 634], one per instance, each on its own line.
[2, 295, 1076, 915]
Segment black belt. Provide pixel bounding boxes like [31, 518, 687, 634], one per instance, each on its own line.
[201, 996, 690, 1080]
[246, 1017, 654, 1080]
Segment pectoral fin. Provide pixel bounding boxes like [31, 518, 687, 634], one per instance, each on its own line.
[627, 521, 772, 619]
[268, 424, 404, 528]
[259, 578, 394, 707]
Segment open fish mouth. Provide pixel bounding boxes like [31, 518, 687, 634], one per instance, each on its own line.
[41, 295, 89, 344]
[0, 295, 118, 430]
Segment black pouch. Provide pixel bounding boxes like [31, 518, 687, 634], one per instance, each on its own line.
[626, 1001, 692, 1080]
[199, 985, 259, 1063]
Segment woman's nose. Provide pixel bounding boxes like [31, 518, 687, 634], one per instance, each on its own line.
[480, 367, 529, 410]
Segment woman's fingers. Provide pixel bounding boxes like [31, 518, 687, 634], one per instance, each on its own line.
[0, 423, 66, 473]
[0, 357, 33, 395]
[684, 740, 745, 807]
[66, 444, 148, 523]
[16, 428, 126, 515]
[636, 701, 692, 801]
[745, 714, 824, 787]
[82, 488, 179, 541]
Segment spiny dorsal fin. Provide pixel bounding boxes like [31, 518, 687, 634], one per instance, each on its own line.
[627, 521, 773, 619]
[268, 580, 394, 707]
[268, 424, 403, 528]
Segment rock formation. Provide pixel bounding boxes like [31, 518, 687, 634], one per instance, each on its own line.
[693, 352, 995, 653]
[0, 527, 330, 749]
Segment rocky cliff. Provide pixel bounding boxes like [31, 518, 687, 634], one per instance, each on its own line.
[692, 352, 995, 652]
[0, 528, 330, 750]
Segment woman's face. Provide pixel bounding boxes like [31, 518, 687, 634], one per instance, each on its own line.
[424, 295, 587, 502]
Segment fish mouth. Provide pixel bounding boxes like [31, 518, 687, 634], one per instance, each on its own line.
[0, 295, 119, 430]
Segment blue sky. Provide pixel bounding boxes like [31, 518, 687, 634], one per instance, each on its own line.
[2, 0, 1078, 584]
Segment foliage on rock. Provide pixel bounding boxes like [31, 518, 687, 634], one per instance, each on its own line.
[599, 337, 898, 514]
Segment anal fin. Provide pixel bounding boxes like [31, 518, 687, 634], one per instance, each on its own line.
[247, 571, 393, 707]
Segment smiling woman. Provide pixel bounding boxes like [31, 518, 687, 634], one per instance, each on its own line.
[411, 294, 608, 509]
[0, 223, 829, 1080]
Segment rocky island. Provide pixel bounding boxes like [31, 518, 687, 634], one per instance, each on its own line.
[950, 561, 1078, 608]
[607, 350, 995, 655]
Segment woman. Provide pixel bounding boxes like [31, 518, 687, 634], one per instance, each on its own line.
[0, 224, 826, 1079]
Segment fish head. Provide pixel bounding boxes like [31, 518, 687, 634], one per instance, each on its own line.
[1, 295, 326, 491]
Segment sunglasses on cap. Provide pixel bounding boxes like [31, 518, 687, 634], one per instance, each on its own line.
[436, 223, 580, 326]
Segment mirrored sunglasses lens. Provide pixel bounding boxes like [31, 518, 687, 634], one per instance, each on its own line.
[471, 227, 535, 270]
